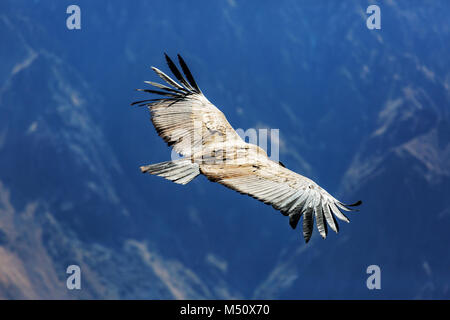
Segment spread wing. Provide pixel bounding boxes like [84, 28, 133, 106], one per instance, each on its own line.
[132, 53, 241, 157]
[133, 54, 362, 243]
[207, 161, 361, 243]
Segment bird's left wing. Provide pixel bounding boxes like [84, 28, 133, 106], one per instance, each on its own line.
[209, 161, 361, 243]
[132, 54, 242, 157]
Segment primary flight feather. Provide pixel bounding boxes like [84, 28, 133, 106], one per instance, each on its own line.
[133, 54, 361, 243]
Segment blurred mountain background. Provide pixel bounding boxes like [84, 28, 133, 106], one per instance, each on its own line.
[0, 0, 449, 299]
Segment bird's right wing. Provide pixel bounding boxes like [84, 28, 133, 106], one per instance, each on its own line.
[132, 54, 241, 157]
[208, 161, 361, 243]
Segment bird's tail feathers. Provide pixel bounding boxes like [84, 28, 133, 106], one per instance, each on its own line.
[140, 159, 200, 185]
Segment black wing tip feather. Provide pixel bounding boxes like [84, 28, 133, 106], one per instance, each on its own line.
[304, 233, 312, 244]
[132, 53, 202, 106]
[289, 213, 301, 229]
[164, 53, 191, 90]
[177, 54, 201, 93]
[348, 200, 362, 207]
[164, 53, 201, 94]
[302, 209, 314, 243]
[339, 199, 363, 212]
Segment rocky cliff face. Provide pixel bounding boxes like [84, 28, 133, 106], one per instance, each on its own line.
[0, 12, 235, 299]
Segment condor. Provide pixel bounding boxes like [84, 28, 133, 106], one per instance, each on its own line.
[133, 54, 361, 243]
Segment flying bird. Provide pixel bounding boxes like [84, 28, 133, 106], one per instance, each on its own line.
[133, 54, 361, 243]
